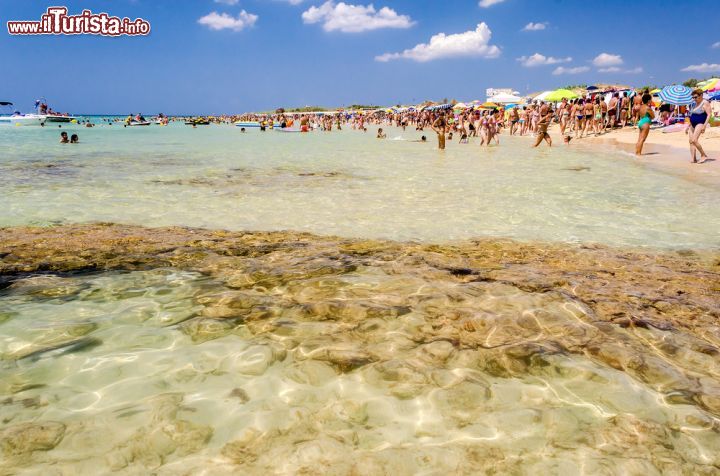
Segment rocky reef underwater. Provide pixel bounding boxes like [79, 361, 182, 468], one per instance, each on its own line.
[0, 224, 719, 474]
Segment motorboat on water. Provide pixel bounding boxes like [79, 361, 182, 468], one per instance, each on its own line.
[44, 114, 77, 123]
[0, 99, 78, 126]
[185, 117, 210, 126]
[125, 114, 151, 126]
[36, 98, 77, 123]
[0, 101, 47, 126]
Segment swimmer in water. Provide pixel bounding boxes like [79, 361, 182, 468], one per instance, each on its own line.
[377, 128, 387, 139]
[70, 134, 79, 144]
[60, 132, 69, 143]
[411, 136, 427, 143]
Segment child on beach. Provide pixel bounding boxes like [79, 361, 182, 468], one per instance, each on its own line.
[459, 132, 468, 144]
[70, 134, 79, 144]
[60, 132, 69, 143]
[377, 128, 386, 139]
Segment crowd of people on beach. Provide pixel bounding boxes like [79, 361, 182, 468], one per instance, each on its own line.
[49, 85, 717, 164]
[229, 87, 715, 163]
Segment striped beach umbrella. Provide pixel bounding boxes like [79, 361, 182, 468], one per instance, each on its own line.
[658, 85, 693, 105]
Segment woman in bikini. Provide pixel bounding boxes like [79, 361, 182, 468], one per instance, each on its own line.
[478, 111, 490, 146]
[687, 88, 712, 163]
[519, 107, 528, 136]
[583, 98, 594, 138]
[635, 93, 655, 156]
[573, 99, 585, 138]
[558, 98, 570, 136]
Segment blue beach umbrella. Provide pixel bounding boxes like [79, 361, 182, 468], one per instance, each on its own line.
[658, 85, 693, 106]
[709, 91, 720, 101]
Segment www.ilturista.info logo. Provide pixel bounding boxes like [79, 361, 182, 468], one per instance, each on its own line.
[7, 7, 150, 36]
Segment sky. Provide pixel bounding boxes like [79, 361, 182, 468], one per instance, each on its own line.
[1, 0, 718, 114]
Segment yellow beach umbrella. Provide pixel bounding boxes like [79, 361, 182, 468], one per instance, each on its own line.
[544, 89, 579, 102]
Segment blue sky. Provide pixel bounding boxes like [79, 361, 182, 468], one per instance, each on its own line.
[1, 0, 718, 114]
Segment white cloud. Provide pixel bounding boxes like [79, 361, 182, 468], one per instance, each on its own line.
[198, 11, 258, 31]
[302, 1, 413, 33]
[598, 66, 643, 74]
[214, 0, 239, 5]
[552, 66, 590, 75]
[376, 23, 500, 62]
[712, 41, 720, 49]
[479, 0, 507, 7]
[522, 22, 547, 31]
[517, 53, 571, 67]
[681, 63, 720, 73]
[592, 53, 623, 67]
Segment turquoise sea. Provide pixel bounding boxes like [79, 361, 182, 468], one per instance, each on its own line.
[1, 120, 719, 249]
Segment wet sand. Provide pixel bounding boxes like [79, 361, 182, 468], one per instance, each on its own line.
[551, 125, 720, 189]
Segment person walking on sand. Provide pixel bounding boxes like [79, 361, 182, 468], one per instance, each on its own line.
[635, 93, 655, 156]
[687, 88, 712, 164]
[432, 112, 447, 150]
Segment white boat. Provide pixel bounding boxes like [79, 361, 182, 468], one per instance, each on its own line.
[0, 101, 47, 126]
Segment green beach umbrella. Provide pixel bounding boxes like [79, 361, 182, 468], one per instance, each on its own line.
[544, 89, 579, 102]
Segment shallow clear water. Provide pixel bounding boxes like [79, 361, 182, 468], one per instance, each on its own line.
[2, 269, 719, 474]
[1, 123, 719, 249]
[2, 122, 720, 474]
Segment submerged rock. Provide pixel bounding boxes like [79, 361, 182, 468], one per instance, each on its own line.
[1, 224, 720, 473]
[0, 421, 66, 457]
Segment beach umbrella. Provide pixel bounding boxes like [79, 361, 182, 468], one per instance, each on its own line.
[479, 102, 498, 109]
[709, 91, 720, 101]
[650, 88, 662, 94]
[544, 89, 579, 102]
[699, 78, 719, 92]
[453, 102, 468, 110]
[534, 91, 553, 101]
[489, 93, 524, 104]
[586, 85, 599, 91]
[658, 85, 693, 105]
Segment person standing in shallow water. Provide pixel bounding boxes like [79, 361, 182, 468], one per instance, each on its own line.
[533, 102, 553, 148]
[432, 112, 447, 150]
